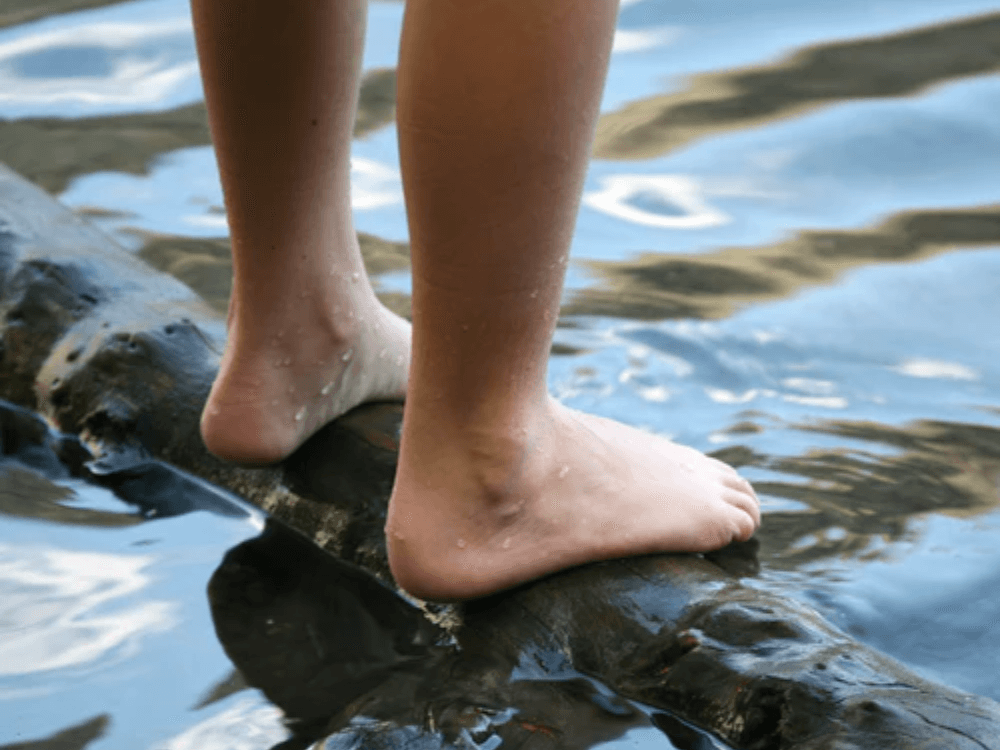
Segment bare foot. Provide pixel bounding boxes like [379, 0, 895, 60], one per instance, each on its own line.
[386, 397, 760, 601]
[200, 289, 410, 465]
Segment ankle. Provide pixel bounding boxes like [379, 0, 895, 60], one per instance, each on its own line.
[230, 283, 380, 351]
[398, 402, 558, 510]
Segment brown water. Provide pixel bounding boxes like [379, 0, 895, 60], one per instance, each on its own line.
[1, 0, 1000, 748]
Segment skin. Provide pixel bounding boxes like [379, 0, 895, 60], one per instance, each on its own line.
[192, 0, 761, 601]
[193, 0, 410, 465]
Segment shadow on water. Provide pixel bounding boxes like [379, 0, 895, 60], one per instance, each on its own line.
[593, 11, 1000, 160]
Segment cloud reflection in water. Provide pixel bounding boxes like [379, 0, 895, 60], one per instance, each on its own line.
[583, 174, 729, 229]
[0, 14, 198, 117]
[0, 544, 175, 676]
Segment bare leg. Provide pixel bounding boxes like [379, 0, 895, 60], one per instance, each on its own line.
[191, 0, 410, 464]
[386, 0, 760, 600]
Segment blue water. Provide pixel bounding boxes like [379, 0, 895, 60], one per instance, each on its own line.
[2, 0, 1000, 747]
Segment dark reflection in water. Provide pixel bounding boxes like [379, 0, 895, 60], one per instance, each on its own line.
[566, 204, 1000, 320]
[714, 417, 1000, 568]
[0, 715, 109, 750]
[0, 103, 209, 196]
[135, 228, 411, 316]
[208, 519, 702, 750]
[0, 398, 136, 527]
[0, 0, 126, 31]
[136, 201, 997, 329]
[0, 68, 396, 195]
[208, 520, 445, 739]
[594, 11, 1000, 160]
[0, 464, 140, 527]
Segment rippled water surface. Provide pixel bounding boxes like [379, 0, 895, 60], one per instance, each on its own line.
[2, 0, 999, 747]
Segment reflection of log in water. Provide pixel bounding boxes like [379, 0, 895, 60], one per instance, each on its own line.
[3, 164, 1000, 747]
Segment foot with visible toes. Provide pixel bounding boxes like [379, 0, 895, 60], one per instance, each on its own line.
[386, 396, 761, 601]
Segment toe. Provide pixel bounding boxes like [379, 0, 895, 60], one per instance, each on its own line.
[724, 488, 761, 530]
[721, 472, 755, 497]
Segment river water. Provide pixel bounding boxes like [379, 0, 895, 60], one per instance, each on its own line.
[1, 1, 999, 748]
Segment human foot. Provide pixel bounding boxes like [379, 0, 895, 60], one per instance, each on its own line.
[200, 290, 410, 465]
[386, 397, 760, 601]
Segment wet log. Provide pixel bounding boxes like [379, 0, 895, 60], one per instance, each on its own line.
[2, 162, 999, 748]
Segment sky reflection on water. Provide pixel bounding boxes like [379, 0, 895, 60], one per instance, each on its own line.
[0, 542, 174, 677]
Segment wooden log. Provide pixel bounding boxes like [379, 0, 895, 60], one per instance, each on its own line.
[2, 162, 999, 748]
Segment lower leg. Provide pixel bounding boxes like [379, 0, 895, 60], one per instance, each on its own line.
[387, 0, 760, 600]
[192, 0, 410, 464]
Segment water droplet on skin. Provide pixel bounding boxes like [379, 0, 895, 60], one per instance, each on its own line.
[502, 537, 512, 550]
[270, 399, 279, 407]
[321, 382, 334, 395]
[288, 385, 296, 394]
[558, 465, 569, 479]
[357, 315, 364, 323]
[457, 538, 467, 549]
[283, 357, 292, 366]
[294, 407, 306, 422]
[461, 324, 469, 331]
[341, 349, 353, 362]
[351, 272, 360, 282]
[530, 290, 538, 299]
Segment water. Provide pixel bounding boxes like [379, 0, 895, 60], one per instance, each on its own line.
[2, 0, 1000, 747]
